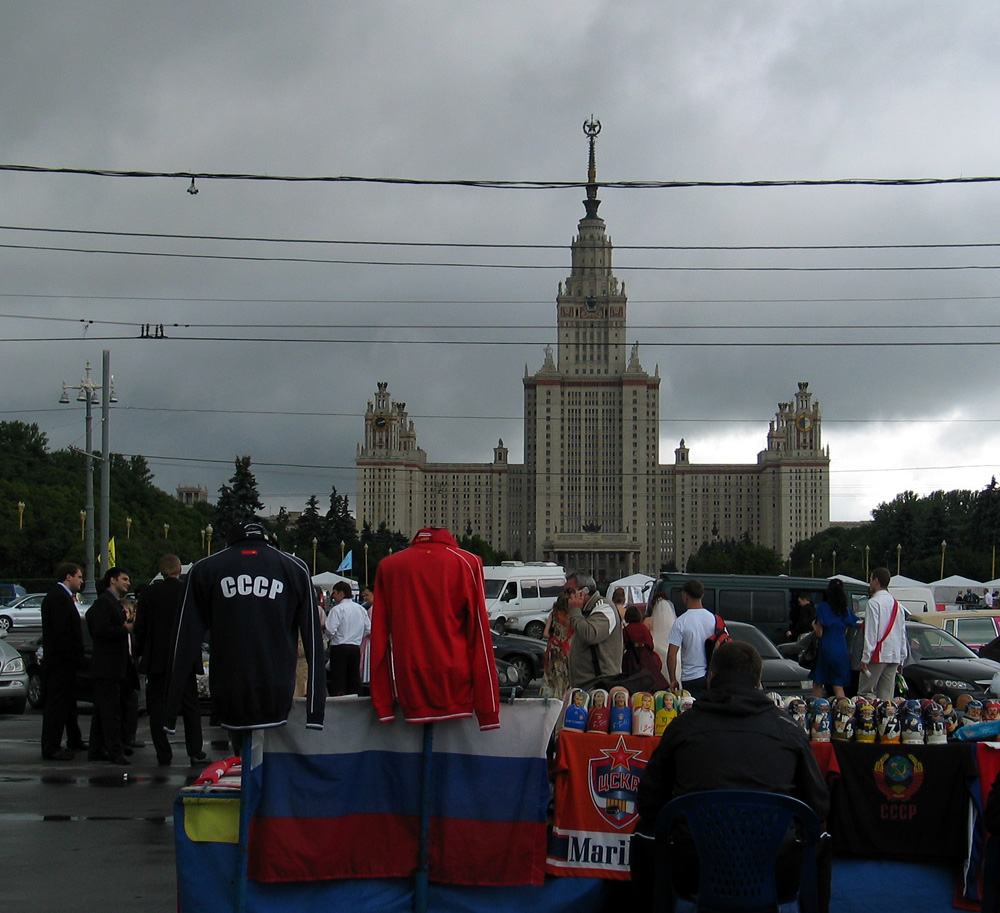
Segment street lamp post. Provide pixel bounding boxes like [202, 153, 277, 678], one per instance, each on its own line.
[60, 361, 103, 600]
[164, 523, 170, 540]
[206, 524, 213, 556]
[364, 543, 369, 584]
[896, 544, 901, 577]
[832, 550, 837, 575]
[865, 545, 870, 581]
[312, 538, 318, 575]
[126, 516, 132, 539]
[940, 540, 947, 579]
[810, 553, 815, 577]
[17, 501, 24, 530]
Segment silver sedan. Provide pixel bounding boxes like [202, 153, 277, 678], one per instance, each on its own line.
[0, 593, 45, 632]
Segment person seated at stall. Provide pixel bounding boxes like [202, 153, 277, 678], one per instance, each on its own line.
[630, 640, 832, 911]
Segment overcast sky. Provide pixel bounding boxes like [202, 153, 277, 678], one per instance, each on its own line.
[2, 3, 999, 537]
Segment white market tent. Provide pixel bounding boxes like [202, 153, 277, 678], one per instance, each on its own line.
[929, 574, 984, 605]
[890, 574, 927, 587]
[831, 573, 868, 586]
[606, 573, 655, 608]
[312, 571, 359, 595]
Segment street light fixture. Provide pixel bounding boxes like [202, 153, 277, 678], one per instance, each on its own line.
[126, 516, 132, 539]
[60, 360, 107, 600]
[206, 524, 213, 556]
[17, 501, 24, 530]
[810, 553, 815, 576]
[941, 540, 947, 579]
[864, 545, 870, 581]
[312, 537, 318, 575]
[896, 544, 901, 577]
[164, 523, 170, 540]
[832, 550, 837, 575]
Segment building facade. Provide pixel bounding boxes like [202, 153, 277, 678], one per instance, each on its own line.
[357, 124, 829, 578]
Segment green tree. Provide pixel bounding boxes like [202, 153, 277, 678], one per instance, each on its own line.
[687, 535, 784, 575]
[213, 456, 264, 541]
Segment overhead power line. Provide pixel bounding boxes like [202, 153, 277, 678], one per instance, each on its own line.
[2, 293, 999, 306]
[4, 239, 1000, 272]
[6, 311, 1000, 332]
[5, 223, 1000, 252]
[4, 163, 1000, 189]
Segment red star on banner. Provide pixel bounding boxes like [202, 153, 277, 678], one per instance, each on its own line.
[601, 735, 644, 771]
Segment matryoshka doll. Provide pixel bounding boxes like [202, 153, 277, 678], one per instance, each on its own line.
[933, 693, 959, 738]
[902, 700, 925, 744]
[854, 698, 877, 743]
[810, 698, 832, 742]
[677, 692, 695, 714]
[832, 698, 855, 741]
[985, 700, 1000, 722]
[962, 699, 985, 726]
[922, 700, 947, 745]
[786, 697, 809, 733]
[562, 688, 589, 732]
[877, 699, 902, 744]
[609, 686, 632, 733]
[631, 691, 656, 736]
[586, 689, 610, 733]
[654, 691, 676, 736]
[765, 691, 784, 709]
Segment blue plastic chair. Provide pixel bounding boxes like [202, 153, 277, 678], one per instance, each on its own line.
[654, 789, 821, 913]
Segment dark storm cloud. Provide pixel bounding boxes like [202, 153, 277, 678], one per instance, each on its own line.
[2, 2, 999, 532]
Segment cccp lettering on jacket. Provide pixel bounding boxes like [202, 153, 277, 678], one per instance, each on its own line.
[219, 575, 286, 600]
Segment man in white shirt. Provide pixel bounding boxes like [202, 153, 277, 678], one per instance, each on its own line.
[325, 581, 371, 695]
[666, 579, 720, 698]
[859, 567, 908, 700]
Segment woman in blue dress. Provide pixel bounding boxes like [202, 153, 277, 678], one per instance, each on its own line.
[811, 577, 859, 699]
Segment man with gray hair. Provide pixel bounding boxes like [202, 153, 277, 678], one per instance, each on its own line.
[565, 571, 622, 690]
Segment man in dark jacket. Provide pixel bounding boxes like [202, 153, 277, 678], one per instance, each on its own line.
[631, 640, 830, 910]
[40, 563, 86, 760]
[133, 554, 205, 766]
[85, 567, 132, 764]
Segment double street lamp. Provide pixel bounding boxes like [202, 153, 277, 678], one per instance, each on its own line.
[60, 359, 115, 600]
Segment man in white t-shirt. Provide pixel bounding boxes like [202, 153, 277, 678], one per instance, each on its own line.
[859, 567, 908, 700]
[666, 579, 719, 698]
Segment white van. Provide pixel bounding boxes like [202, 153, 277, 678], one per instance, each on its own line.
[483, 562, 566, 638]
[887, 585, 942, 614]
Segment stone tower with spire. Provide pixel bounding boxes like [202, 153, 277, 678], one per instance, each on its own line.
[520, 119, 661, 572]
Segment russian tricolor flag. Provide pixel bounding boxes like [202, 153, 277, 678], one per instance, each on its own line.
[247, 698, 561, 886]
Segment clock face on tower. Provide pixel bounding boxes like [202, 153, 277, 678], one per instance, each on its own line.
[373, 413, 389, 430]
[795, 413, 814, 432]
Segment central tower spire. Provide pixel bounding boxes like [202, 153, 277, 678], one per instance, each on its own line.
[583, 117, 602, 219]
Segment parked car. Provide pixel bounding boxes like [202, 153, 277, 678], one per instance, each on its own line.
[0, 632, 28, 713]
[0, 583, 27, 607]
[490, 630, 545, 684]
[17, 619, 146, 712]
[494, 657, 521, 699]
[726, 621, 813, 697]
[780, 618, 1000, 703]
[914, 610, 1000, 653]
[0, 592, 46, 632]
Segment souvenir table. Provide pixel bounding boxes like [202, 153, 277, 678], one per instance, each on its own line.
[174, 699, 997, 913]
[175, 697, 609, 913]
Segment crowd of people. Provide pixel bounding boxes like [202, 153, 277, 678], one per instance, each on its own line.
[39, 557, 207, 766]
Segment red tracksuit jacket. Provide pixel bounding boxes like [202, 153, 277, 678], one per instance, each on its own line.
[370, 528, 500, 730]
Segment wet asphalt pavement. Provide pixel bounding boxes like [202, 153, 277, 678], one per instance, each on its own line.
[1, 699, 232, 912]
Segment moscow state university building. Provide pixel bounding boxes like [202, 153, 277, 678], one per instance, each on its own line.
[357, 127, 829, 578]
